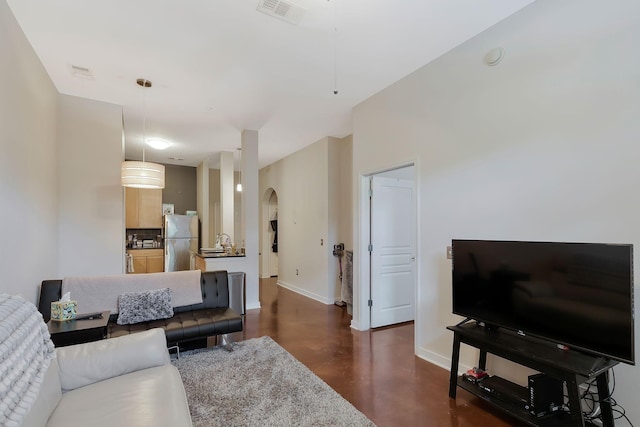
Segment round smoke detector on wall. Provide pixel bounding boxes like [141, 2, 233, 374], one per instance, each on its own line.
[484, 47, 505, 66]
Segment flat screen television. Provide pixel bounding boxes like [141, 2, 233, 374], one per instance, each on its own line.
[452, 239, 635, 365]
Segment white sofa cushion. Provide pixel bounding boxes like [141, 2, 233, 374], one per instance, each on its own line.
[56, 328, 170, 391]
[45, 365, 192, 427]
[21, 360, 62, 427]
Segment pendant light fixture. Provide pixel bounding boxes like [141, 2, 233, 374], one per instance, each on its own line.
[236, 148, 242, 192]
[121, 78, 165, 189]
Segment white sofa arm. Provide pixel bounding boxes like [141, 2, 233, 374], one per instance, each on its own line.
[56, 328, 170, 392]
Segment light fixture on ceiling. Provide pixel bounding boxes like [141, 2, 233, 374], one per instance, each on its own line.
[146, 138, 171, 150]
[121, 79, 165, 189]
[236, 148, 242, 192]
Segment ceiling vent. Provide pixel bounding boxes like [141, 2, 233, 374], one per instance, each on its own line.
[257, 0, 307, 25]
[70, 65, 94, 80]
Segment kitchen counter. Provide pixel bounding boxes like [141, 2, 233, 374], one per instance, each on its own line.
[197, 252, 245, 258]
[127, 246, 164, 250]
[194, 252, 246, 272]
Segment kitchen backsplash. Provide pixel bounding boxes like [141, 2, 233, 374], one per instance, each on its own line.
[126, 228, 162, 241]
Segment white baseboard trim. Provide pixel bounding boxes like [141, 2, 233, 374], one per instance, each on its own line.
[245, 301, 261, 310]
[416, 346, 473, 376]
[276, 280, 333, 305]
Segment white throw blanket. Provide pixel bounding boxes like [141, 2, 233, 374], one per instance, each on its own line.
[62, 270, 203, 314]
[0, 294, 55, 427]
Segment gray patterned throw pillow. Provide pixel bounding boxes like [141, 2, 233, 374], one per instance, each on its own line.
[117, 287, 173, 325]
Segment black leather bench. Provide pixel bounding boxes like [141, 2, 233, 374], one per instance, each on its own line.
[38, 270, 243, 348]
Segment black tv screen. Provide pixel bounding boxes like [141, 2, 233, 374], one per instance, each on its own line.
[452, 239, 635, 365]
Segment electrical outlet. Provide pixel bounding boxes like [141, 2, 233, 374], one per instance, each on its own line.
[296, 268, 299, 276]
[447, 246, 453, 260]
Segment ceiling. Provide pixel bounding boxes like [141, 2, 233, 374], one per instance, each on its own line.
[7, 0, 534, 169]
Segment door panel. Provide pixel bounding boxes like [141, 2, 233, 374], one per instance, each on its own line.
[132, 256, 147, 274]
[125, 188, 139, 228]
[370, 175, 415, 328]
[138, 189, 162, 228]
[146, 255, 164, 273]
[165, 238, 193, 272]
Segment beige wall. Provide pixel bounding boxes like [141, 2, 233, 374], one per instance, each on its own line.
[0, 1, 59, 302]
[352, 0, 640, 420]
[57, 94, 124, 277]
[260, 135, 353, 304]
[163, 164, 197, 216]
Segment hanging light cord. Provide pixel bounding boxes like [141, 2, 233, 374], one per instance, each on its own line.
[142, 79, 147, 163]
[332, 0, 338, 95]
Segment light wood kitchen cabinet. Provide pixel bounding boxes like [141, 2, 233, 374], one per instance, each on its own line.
[125, 188, 162, 228]
[127, 249, 164, 274]
[195, 255, 206, 271]
[146, 253, 164, 273]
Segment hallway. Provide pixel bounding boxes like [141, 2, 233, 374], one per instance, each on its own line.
[230, 278, 520, 427]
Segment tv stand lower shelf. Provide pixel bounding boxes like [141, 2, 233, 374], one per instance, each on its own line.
[447, 323, 618, 427]
[456, 375, 599, 427]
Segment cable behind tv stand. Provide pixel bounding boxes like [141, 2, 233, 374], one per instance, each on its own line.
[447, 322, 618, 427]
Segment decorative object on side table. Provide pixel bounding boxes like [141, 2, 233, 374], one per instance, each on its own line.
[50, 300, 77, 321]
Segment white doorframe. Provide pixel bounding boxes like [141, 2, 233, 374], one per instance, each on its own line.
[353, 162, 418, 332]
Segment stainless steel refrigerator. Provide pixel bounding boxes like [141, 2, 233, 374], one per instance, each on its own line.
[164, 214, 199, 272]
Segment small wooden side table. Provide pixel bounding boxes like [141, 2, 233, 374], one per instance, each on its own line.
[48, 311, 110, 347]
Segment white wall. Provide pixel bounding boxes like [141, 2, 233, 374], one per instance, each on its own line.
[1, 3, 126, 300]
[57, 94, 124, 277]
[0, 1, 58, 302]
[260, 136, 353, 304]
[208, 169, 241, 246]
[328, 136, 353, 300]
[352, 0, 640, 422]
[260, 138, 331, 302]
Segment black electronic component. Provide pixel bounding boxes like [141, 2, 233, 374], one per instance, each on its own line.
[527, 373, 564, 418]
[477, 376, 528, 408]
[75, 312, 103, 320]
[451, 239, 635, 365]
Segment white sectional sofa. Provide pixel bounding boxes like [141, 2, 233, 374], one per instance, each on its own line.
[22, 328, 193, 427]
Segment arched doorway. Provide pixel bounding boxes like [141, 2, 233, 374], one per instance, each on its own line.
[261, 188, 278, 278]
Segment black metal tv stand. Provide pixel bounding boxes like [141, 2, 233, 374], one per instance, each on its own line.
[447, 322, 618, 427]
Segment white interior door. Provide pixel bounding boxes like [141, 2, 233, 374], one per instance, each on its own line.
[370, 175, 415, 328]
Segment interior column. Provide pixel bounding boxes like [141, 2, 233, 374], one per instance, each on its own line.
[196, 160, 210, 248]
[220, 150, 235, 244]
[241, 129, 259, 309]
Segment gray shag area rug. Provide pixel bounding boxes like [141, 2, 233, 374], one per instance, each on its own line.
[172, 336, 376, 427]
